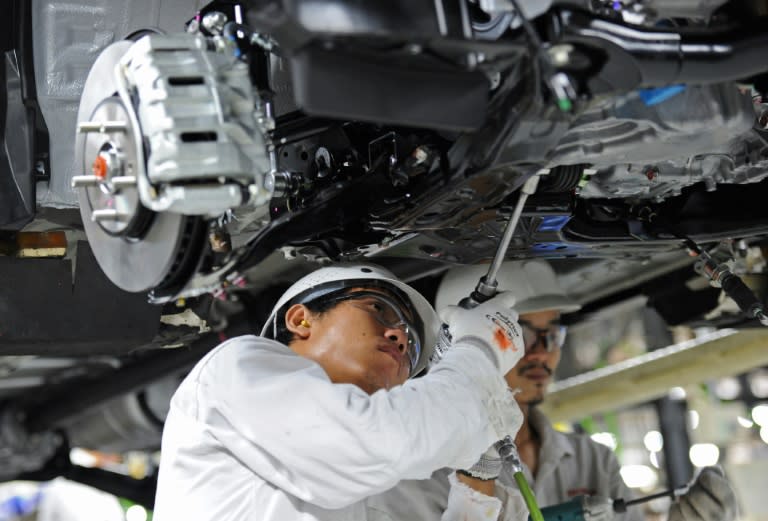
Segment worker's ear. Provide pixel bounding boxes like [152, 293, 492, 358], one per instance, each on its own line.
[284, 303, 313, 340]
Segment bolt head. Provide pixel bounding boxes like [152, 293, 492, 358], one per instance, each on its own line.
[548, 44, 574, 67]
[406, 44, 422, 55]
[759, 111, 768, 129]
[202, 11, 228, 34]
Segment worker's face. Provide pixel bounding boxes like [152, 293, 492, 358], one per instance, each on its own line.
[286, 288, 413, 394]
[504, 309, 563, 406]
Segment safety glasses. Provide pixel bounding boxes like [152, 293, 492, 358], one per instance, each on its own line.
[327, 290, 421, 373]
[520, 322, 567, 353]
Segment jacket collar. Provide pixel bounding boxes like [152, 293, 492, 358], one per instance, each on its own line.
[530, 406, 575, 461]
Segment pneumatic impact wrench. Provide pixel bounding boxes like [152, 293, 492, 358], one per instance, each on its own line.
[456, 171, 548, 521]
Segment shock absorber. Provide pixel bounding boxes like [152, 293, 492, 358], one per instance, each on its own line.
[642, 210, 768, 326]
[691, 245, 768, 326]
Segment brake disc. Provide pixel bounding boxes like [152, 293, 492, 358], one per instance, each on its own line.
[74, 41, 205, 293]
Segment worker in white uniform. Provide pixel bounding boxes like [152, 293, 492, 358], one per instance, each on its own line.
[370, 259, 738, 521]
[153, 263, 531, 521]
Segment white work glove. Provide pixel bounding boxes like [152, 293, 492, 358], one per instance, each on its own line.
[460, 443, 503, 481]
[669, 467, 737, 521]
[442, 468, 531, 521]
[442, 471, 502, 521]
[439, 292, 524, 375]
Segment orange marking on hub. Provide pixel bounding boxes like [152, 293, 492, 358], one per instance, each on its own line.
[92, 155, 108, 179]
[494, 328, 513, 350]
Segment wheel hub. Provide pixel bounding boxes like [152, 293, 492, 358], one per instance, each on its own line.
[78, 98, 149, 238]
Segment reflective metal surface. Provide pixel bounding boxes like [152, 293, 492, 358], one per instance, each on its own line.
[74, 41, 190, 292]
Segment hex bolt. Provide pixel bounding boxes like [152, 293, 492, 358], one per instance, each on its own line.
[412, 146, 429, 165]
[202, 11, 228, 35]
[406, 44, 422, 55]
[759, 110, 768, 129]
[264, 172, 282, 195]
[35, 160, 47, 178]
[209, 229, 231, 253]
[548, 44, 574, 67]
[315, 147, 332, 178]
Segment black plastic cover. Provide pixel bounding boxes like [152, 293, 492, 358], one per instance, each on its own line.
[1, 0, 50, 230]
[0, 242, 162, 356]
[1, 49, 35, 230]
[246, 0, 471, 51]
[291, 47, 489, 131]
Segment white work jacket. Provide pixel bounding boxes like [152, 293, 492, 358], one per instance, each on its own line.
[369, 407, 645, 521]
[153, 335, 521, 521]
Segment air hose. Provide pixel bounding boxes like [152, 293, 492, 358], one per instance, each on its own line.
[515, 471, 545, 521]
[497, 436, 544, 521]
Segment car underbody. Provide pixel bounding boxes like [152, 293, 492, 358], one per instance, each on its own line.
[2, 0, 768, 506]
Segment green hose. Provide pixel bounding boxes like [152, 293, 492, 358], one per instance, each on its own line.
[514, 471, 544, 521]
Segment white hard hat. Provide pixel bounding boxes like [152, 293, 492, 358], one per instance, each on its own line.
[435, 259, 581, 315]
[261, 263, 439, 376]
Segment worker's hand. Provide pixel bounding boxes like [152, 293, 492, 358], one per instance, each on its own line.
[459, 443, 503, 481]
[669, 467, 737, 521]
[439, 292, 524, 374]
[444, 471, 502, 521]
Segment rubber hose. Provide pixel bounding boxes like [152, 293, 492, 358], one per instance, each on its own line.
[515, 471, 545, 521]
[720, 272, 764, 318]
